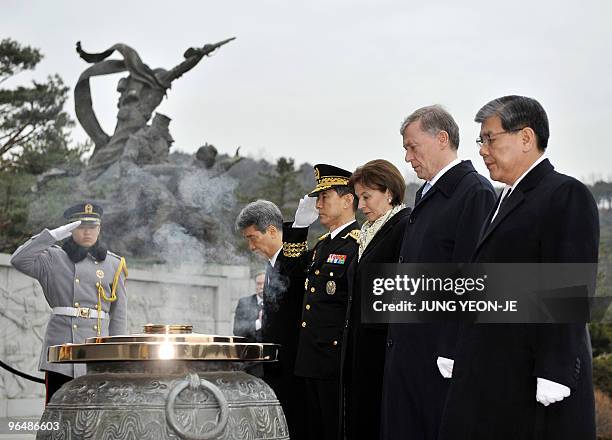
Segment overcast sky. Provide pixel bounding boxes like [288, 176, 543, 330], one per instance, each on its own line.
[3, 0, 611, 184]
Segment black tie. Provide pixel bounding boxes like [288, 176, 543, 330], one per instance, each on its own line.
[264, 261, 274, 292]
[490, 189, 512, 224]
[500, 188, 512, 208]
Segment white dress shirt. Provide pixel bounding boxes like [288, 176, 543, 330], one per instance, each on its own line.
[330, 219, 356, 239]
[427, 157, 462, 188]
[490, 154, 547, 223]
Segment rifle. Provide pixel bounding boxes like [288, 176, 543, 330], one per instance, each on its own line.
[183, 37, 236, 59]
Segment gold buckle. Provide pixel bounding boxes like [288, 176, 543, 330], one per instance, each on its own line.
[78, 307, 91, 318]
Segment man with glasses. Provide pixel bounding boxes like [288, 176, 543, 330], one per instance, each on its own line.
[439, 95, 598, 440]
[382, 105, 495, 440]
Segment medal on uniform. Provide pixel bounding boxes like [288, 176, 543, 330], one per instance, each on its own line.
[96, 270, 105, 279]
[326, 254, 347, 264]
[326, 280, 336, 295]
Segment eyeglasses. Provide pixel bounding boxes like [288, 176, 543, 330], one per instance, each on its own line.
[476, 128, 524, 148]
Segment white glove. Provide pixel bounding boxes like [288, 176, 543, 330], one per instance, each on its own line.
[49, 220, 81, 241]
[536, 377, 571, 406]
[292, 195, 319, 228]
[437, 356, 454, 378]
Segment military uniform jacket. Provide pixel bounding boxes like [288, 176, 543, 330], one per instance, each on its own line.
[10, 229, 128, 377]
[285, 220, 360, 379]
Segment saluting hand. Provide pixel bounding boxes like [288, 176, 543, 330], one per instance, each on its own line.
[49, 220, 82, 241]
[293, 195, 319, 228]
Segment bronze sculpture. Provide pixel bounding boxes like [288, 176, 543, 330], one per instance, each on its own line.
[74, 38, 235, 177]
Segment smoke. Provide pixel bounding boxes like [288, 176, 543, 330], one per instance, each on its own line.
[178, 169, 237, 214]
[265, 266, 290, 312]
[152, 223, 207, 269]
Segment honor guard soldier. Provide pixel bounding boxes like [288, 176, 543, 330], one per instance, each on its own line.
[284, 164, 360, 440]
[10, 202, 128, 404]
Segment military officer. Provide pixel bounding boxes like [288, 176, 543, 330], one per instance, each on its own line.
[10, 202, 128, 404]
[284, 164, 360, 440]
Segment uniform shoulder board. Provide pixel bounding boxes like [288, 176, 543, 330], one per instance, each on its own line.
[317, 232, 330, 242]
[342, 229, 361, 242]
[107, 250, 122, 260]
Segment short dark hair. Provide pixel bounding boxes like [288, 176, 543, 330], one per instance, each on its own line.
[400, 105, 460, 150]
[330, 186, 358, 211]
[475, 95, 549, 151]
[349, 159, 406, 206]
[235, 200, 283, 233]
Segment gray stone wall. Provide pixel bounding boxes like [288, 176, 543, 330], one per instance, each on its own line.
[0, 253, 252, 418]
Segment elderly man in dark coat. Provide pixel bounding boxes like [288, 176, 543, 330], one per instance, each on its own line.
[236, 199, 308, 440]
[381, 105, 496, 440]
[439, 95, 598, 440]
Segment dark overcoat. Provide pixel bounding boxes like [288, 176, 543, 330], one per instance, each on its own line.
[341, 207, 411, 440]
[381, 160, 496, 440]
[261, 226, 309, 440]
[233, 294, 263, 342]
[439, 159, 598, 440]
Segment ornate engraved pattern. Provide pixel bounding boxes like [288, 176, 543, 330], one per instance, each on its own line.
[37, 367, 289, 440]
[74, 409, 100, 439]
[99, 412, 165, 439]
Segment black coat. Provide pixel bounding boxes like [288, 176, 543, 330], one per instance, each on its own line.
[341, 207, 411, 440]
[439, 159, 598, 440]
[233, 294, 263, 342]
[261, 228, 309, 440]
[382, 160, 496, 440]
[285, 221, 360, 379]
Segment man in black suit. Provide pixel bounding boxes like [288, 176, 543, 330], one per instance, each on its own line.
[381, 105, 496, 440]
[439, 96, 598, 440]
[283, 164, 360, 440]
[233, 271, 266, 342]
[235, 200, 307, 440]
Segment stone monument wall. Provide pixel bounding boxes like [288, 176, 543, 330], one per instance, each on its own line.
[0, 252, 252, 418]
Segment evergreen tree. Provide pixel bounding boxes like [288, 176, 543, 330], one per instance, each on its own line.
[0, 38, 77, 171]
[256, 157, 305, 217]
[0, 38, 87, 252]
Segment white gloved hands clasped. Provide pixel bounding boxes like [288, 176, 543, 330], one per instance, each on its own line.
[292, 195, 319, 228]
[49, 220, 81, 241]
[437, 356, 454, 378]
[536, 377, 571, 406]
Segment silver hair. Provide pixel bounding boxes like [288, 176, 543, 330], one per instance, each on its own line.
[474, 95, 549, 151]
[475, 99, 509, 124]
[253, 270, 267, 280]
[235, 199, 283, 233]
[399, 104, 460, 149]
